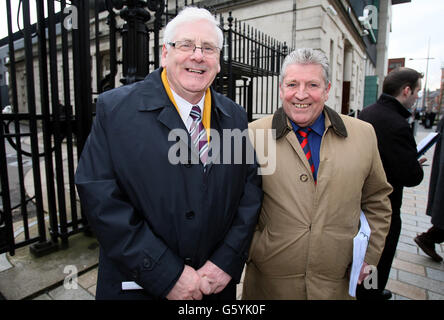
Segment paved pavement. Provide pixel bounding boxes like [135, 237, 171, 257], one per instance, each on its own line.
[0, 123, 443, 300]
[385, 124, 444, 300]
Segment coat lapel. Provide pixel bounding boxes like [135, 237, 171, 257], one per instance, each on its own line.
[205, 91, 232, 173]
[272, 106, 348, 175]
[272, 108, 312, 172]
[136, 70, 199, 164]
[158, 106, 201, 164]
[135, 70, 235, 169]
[285, 122, 313, 174]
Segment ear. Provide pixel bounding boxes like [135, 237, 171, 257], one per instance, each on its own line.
[161, 45, 168, 68]
[402, 86, 411, 96]
[325, 82, 332, 94]
[325, 82, 332, 100]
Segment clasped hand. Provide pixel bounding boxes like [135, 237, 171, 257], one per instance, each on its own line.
[166, 260, 232, 300]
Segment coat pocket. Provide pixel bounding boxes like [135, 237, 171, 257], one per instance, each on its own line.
[249, 226, 309, 277]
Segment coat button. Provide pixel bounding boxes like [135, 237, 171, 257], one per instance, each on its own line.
[184, 258, 192, 265]
[185, 211, 195, 219]
[184, 160, 192, 168]
[143, 257, 153, 269]
[132, 269, 139, 280]
[300, 174, 309, 182]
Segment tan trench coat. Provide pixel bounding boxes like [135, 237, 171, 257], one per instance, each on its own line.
[242, 106, 392, 300]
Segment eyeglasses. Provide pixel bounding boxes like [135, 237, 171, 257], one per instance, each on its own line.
[168, 40, 220, 57]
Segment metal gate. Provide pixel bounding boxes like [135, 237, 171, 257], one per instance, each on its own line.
[0, 0, 289, 256]
[0, 0, 94, 256]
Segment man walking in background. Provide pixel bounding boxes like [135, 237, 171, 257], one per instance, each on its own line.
[358, 67, 426, 300]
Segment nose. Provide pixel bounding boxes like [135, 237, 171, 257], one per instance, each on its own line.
[293, 85, 309, 100]
[190, 46, 205, 61]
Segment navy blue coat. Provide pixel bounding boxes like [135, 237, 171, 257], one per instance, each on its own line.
[75, 68, 263, 300]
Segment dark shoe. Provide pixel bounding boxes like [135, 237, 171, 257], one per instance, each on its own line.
[414, 235, 443, 262]
[381, 289, 392, 300]
[356, 288, 392, 300]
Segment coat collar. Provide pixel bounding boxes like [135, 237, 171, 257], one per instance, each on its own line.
[272, 105, 348, 140]
[135, 68, 231, 172]
[378, 93, 412, 119]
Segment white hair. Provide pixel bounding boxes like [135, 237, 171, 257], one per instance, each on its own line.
[163, 7, 223, 49]
[280, 48, 330, 86]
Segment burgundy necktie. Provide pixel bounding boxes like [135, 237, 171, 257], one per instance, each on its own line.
[297, 128, 316, 181]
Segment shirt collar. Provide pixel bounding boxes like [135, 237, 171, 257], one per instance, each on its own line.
[272, 106, 347, 140]
[171, 88, 205, 123]
[289, 112, 325, 136]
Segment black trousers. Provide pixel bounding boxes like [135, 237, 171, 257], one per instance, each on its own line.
[356, 212, 401, 299]
[421, 225, 444, 244]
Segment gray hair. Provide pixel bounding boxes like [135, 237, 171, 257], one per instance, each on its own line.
[163, 7, 223, 49]
[280, 48, 330, 86]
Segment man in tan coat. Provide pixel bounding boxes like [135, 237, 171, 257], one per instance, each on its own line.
[242, 48, 392, 300]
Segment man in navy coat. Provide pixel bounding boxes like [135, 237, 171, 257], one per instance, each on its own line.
[75, 7, 263, 300]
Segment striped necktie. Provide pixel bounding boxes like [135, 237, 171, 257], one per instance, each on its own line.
[189, 105, 209, 166]
[297, 128, 316, 181]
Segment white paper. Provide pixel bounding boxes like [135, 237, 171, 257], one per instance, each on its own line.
[121, 281, 143, 291]
[349, 211, 371, 297]
[416, 132, 439, 157]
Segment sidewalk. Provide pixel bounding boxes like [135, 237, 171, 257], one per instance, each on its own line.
[385, 124, 444, 299]
[0, 124, 443, 300]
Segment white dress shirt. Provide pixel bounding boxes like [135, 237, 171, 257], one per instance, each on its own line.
[170, 89, 205, 132]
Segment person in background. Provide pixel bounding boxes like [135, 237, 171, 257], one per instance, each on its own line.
[242, 48, 392, 300]
[75, 7, 262, 300]
[415, 117, 444, 262]
[357, 67, 426, 300]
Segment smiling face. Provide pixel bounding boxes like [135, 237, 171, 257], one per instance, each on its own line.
[280, 63, 331, 127]
[161, 19, 221, 104]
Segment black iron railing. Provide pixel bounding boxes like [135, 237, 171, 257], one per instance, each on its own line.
[0, 0, 290, 256]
